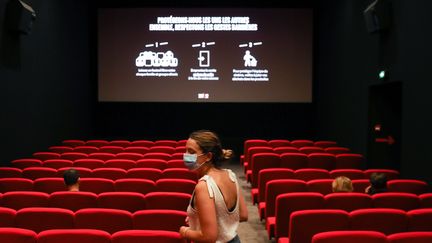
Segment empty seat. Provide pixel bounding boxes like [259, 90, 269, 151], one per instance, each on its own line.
[254, 168, 294, 205]
[49, 191, 98, 211]
[114, 178, 156, 194]
[62, 139, 86, 147]
[75, 208, 133, 234]
[407, 208, 432, 231]
[126, 168, 162, 181]
[166, 159, 187, 169]
[37, 229, 111, 243]
[387, 179, 429, 195]
[43, 159, 74, 169]
[92, 168, 127, 180]
[154, 140, 178, 147]
[15, 207, 75, 233]
[298, 146, 325, 154]
[314, 141, 337, 148]
[419, 193, 432, 208]
[142, 152, 171, 161]
[60, 152, 88, 161]
[0, 178, 33, 192]
[325, 146, 351, 155]
[307, 153, 336, 170]
[98, 192, 146, 212]
[73, 146, 99, 154]
[156, 178, 196, 194]
[335, 153, 364, 169]
[294, 168, 330, 181]
[273, 146, 299, 154]
[280, 153, 308, 170]
[33, 152, 61, 161]
[324, 192, 373, 211]
[73, 159, 105, 170]
[174, 146, 186, 154]
[312, 231, 387, 243]
[0, 227, 37, 243]
[170, 153, 184, 160]
[105, 159, 136, 170]
[0, 207, 16, 227]
[111, 229, 182, 243]
[79, 178, 114, 194]
[1, 191, 49, 210]
[290, 139, 314, 148]
[0, 167, 22, 178]
[387, 232, 432, 243]
[123, 146, 149, 154]
[307, 179, 334, 195]
[85, 140, 110, 147]
[33, 178, 65, 194]
[243, 146, 273, 174]
[364, 169, 400, 180]
[48, 146, 74, 154]
[349, 208, 408, 235]
[149, 146, 176, 154]
[136, 159, 168, 170]
[133, 209, 187, 231]
[116, 152, 144, 161]
[329, 169, 365, 180]
[176, 140, 187, 146]
[249, 152, 281, 188]
[372, 192, 420, 211]
[11, 159, 43, 169]
[99, 145, 125, 154]
[160, 168, 198, 181]
[268, 139, 291, 148]
[130, 140, 154, 147]
[22, 167, 57, 180]
[109, 140, 131, 147]
[87, 152, 116, 161]
[144, 192, 191, 211]
[352, 179, 371, 193]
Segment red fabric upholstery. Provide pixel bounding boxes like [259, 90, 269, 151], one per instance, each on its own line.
[104, 159, 136, 170]
[92, 168, 127, 180]
[0, 207, 16, 227]
[372, 192, 420, 211]
[307, 153, 336, 171]
[22, 167, 57, 180]
[33, 178, 65, 194]
[75, 208, 133, 234]
[335, 153, 364, 169]
[407, 208, 432, 231]
[133, 209, 187, 231]
[114, 178, 156, 194]
[0, 178, 33, 192]
[387, 231, 432, 243]
[126, 168, 162, 181]
[15, 207, 75, 233]
[0, 227, 37, 243]
[97, 192, 146, 212]
[37, 229, 111, 243]
[155, 178, 196, 194]
[312, 230, 387, 243]
[349, 208, 408, 235]
[144, 192, 191, 211]
[294, 168, 330, 181]
[307, 179, 334, 195]
[280, 153, 308, 170]
[1, 191, 49, 210]
[160, 168, 198, 181]
[79, 178, 114, 194]
[111, 229, 182, 243]
[49, 191, 98, 211]
[324, 192, 373, 211]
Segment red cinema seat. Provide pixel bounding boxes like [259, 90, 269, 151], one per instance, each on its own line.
[329, 169, 366, 180]
[144, 192, 191, 211]
[92, 168, 127, 180]
[294, 168, 330, 181]
[85, 140, 110, 147]
[149, 146, 176, 154]
[290, 139, 314, 148]
[114, 178, 156, 194]
[0, 228, 37, 243]
[286, 209, 350, 243]
[0, 167, 22, 178]
[298, 146, 325, 154]
[268, 139, 291, 148]
[307, 153, 336, 171]
[33, 152, 61, 161]
[372, 192, 420, 211]
[419, 193, 432, 208]
[136, 159, 168, 170]
[79, 178, 114, 194]
[49, 191, 98, 211]
[99, 145, 124, 154]
[349, 208, 408, 235]
[123, 146, 149, 154]
[160, 168, 198, 181]
[407, 208, 432, 231]
[37, 229, 111, 243]
[280, 153, 308, 170]
[130, 140, 154, 147]
[177, 140, 187, 146]
[73, 146, 99, 154]
[0, 207, 17, 227]
[312, 231, 387, 243]
[244, 146, 273, 175]
[335, 153, 365, 169]
[388, 232, 432, 243]
[105, 159, 136, 170]
[0, 178, 33, 192]
[57, 167, 92, 178]
[48, 146, 74, 154]
[1, 191, 49, 210]
[126, 168, 162, 181]
[73, 159, 105, 170]
[75, 208, 133, 234]
[109, 140, 131, 147]
[250, 152, 281, 188]
[387, 179, 429, 195]
[43, 159, 73, 169]
[87, 153, 116, 161]
[22, 167, 57, 180]
[166, 159, 187, 169]
[116, 152, 144, 161]
[142, 152, 171, 161]
[352, 179, 371, 193]
[156, 178, 196, 194]
[254, 168, 294, 205]
[307, 179, 334, 195]
[273, 147, 299, 155]
[15, 207, 75, 233]
[170, 153, 184, 160]
[324, 192, 373, 211]
[33, 178, 65, 194]
[314, 141, 337, 148]
[273, 192, 325, 239]
[325, 146, 351, 155]
[364, 169, 400, 180]
[11, 159, 43, 169]
[174, 146, 186, 154]
[133, 209, 187, 231]
[154, 140, 178, 147]
[60, 152, 88, 161]
[98, 192, 146, 212]
[62, 139, 86, 147]
[111, 230, 182, 243]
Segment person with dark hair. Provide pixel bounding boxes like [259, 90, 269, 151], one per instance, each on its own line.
[179, 130, 248, 243]
[63, 168, 80, 192]
[365, 172, 388, 195]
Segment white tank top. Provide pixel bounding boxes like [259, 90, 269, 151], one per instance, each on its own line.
[187, 169, 240, 243]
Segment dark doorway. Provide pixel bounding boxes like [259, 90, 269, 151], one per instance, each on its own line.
[367, 81, 402, 170]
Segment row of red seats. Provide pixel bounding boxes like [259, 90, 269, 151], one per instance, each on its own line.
[259, 179, 430, 221]
[48, 145, 186, 155]
[0, 207, 187, 234]
[0, 191, 191, 212]
[277, 208, 432, 243]
[0, 167, 196, 181]
[62, 139, 187, 148]
[312, 231, 432, 243]
[267, 192, 432, 239]
[0, 228, 183, 243]
[0, 177, 196, 194]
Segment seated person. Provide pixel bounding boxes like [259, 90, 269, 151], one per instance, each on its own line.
[365, 172, 387, 195]
[63, 168, 80, 191]
[332, 176, 354, 192]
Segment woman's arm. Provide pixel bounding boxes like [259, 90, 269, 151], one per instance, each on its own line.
[238, 187, 248, 222]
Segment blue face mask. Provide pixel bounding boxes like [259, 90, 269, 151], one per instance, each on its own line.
[183, 153, 206, 170]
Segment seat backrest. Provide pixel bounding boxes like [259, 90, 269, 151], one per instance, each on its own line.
[387, 231, 432, 243]
[43, 159, 74, 169]
[0, 167, 22, 178]
[0, 227, 37, 243]
[22, 167, 58, 180]
[275, 192, 325, 238]
[156, 178, 196, 194]
[109, 140, 131, 147]
[37, 229, 111, 243]
[114, 178, 156, 194]
[290, 139, 314, 148]
[166, 159, 187, 169]
[87, 153, 116, 161]
[273, 146, 299, 155]
[60, 152, 89, 161]
[75, 208, 133, 234]
[133, 209, 187, 231]
[15, 207, 75, 233]
[154, 140, 178, 147]
[372, 192, 420, 211]
[104, 159, 136, 170]
[324, 192, 373, 211]
[294, 168, 330, 181]
[160, 168, 198, 181]
[57, 167, 93, 178]
[49, 146, 74, 154]
[11, 158, 43, 169]
[136, 159, 168, 170]
[364, 169, 400, 180]
[123, 146, 149, 155]
[324, 146, 351, 155]
[250, 152, 281, 188]
[130, 140, 154, 147]
[85, 140, 110, 147]
[1, 191, 49, 210]
[144, 192, 191, 211]
[265, 179, 307, 218]
[73, 146, 100, 154]
[257, 168, 295, 203]
[289, 209, 350, 243]
[111, 229, 182, 243]
[98, 192, 146, 212]
[387, 179, 429, 195]
[407, 208, 432, 231]
[62, 139, 86, 147]
[298, 146, 325, 155]
[307, 153, 336, 171]
[280, 153, 308, 170]
[149, 146, 176, 154]
[126, 168, 162, 181]
[312, 230, 387, 243]
[141, 152, 171, 161]
[115, 152, 144, 161]
[329, 169, 366, 180]
[33, 178, 66, 194]
[0, 207, 17, 227]
[49, 191, 98, 211]
[92, 168, 127, 180]
[349, 208, 408, 235]
[0, 178, 33, 192]
[419, 193, 432, 208]
[335, 153, 364, 169]
[313, 141, 338, 148]
[73, 159, 105, 169]
[99, 146, 125, 154]
[79, 178, 114, 194]
[33, 152, 61, 161]
[307, 179, 334, 195]
[268, 139, 291, 148]
[352, 179, 371, 193]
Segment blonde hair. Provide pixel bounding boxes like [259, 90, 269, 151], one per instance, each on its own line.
[332, 176, 353, 192]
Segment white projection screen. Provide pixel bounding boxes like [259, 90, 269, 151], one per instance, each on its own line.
[98, 8, 313, 103]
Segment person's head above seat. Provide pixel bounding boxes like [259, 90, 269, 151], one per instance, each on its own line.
[366, 172, 388, 195]
[332, 176, 354, 192]
[63, 168, 80, 191]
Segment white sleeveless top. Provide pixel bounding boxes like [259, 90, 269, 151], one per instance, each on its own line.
[187, 169, 240, 243]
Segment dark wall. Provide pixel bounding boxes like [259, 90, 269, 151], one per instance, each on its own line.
[0, 0, 94, 164]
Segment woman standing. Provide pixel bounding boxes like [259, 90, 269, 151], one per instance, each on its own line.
[179, 130, 248, 243]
